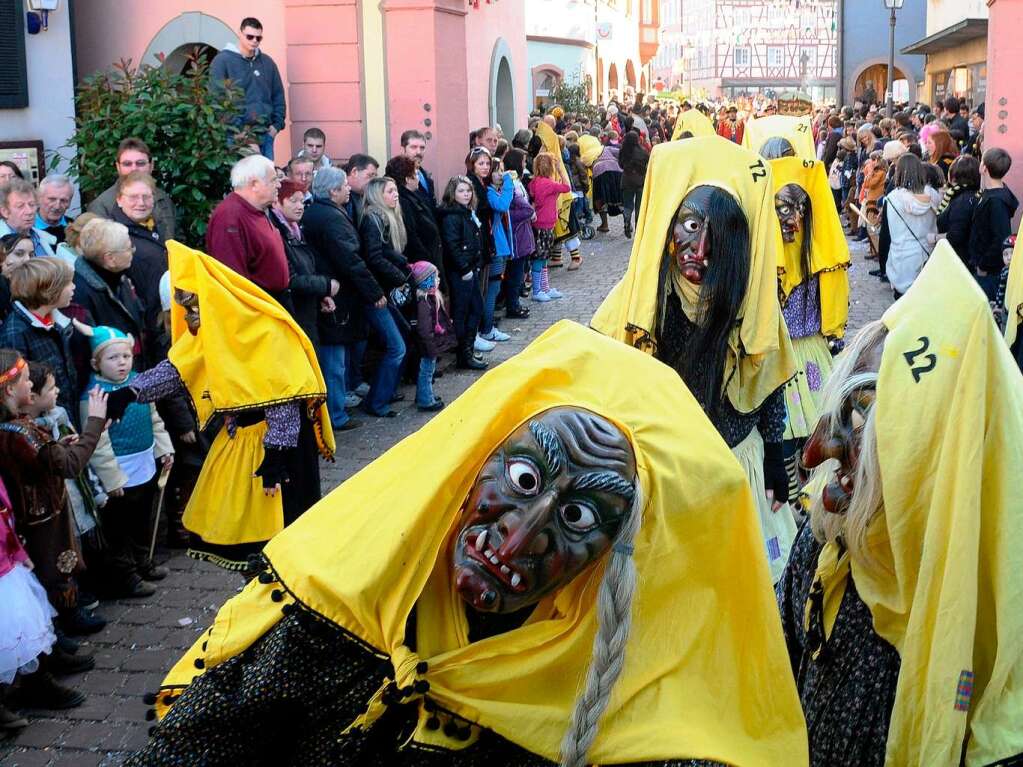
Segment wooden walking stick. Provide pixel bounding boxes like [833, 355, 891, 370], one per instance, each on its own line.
[147, 461, 173, 564]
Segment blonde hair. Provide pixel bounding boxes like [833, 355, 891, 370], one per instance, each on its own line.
[9, 257, 74, 307]
[532, 152, 557, 180]
[363, 177, 407, 253]
[807, 320, 889, 571]
[79, 218, 131, 263]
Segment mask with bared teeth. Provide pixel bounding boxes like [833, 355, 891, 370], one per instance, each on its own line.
[802, 387, 876, 515]
[452, 407, 637, 614]
[669, 186, 715, 285]
[774, 184, 809, 244]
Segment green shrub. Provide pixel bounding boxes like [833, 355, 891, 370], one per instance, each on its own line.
[57, 53, 259, 248]
[549, 78, 600, 121]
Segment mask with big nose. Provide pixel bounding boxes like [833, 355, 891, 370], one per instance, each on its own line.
[775, 184, 809, 244]
[452, 407, 637, 614]
[174, 289, 201, 335]
[669, 186, 715, 285]
[801, 388, 876, 515]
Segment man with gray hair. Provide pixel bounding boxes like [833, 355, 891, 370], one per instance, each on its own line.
[0, 177, 56, 256]
[205, 154, 289, 300]
[35, 173, 74, 244]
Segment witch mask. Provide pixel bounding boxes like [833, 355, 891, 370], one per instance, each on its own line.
[452, 407, 637, 614]
[174, 289, 200, 335]
[775, 184, 809, 244]
[801, 330, 886, 514]
[668, 186, 716, 285]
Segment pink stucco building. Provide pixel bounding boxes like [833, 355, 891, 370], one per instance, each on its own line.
[986, 0, 1023, 224]
[74, 1, 527, 184]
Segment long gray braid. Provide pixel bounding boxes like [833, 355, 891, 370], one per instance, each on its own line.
[558, 479, 646, 767]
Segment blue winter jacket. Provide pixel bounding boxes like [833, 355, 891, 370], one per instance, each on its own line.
[487, 175, 515, 260]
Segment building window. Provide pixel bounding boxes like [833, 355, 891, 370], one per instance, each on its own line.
[767, 46, 784, 68]
[0, 0, 29, 109]
[734, 46, 751, 68]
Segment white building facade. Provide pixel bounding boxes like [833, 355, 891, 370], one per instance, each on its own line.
[526, 0, 659, 109]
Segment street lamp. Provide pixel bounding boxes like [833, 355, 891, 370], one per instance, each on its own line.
[883, 0, 905, 118]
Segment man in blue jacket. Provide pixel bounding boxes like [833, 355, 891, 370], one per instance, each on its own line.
[210, 17, 286, 160]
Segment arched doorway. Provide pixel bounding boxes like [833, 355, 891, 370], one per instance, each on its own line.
[531, 65, 563, 111]
[488, 37, 519, 134]
[162, 43, 218, 75]
[640, 72, 647, 93]
[140, 11, 234, 70]
[495, 58, 515, 135]
[625, 60, 637, 89]
[854, 63, 908, 103]
[608, 62, 619, 99]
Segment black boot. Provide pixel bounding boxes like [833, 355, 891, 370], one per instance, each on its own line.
[624, 218, 633, 238]
[12, 666, 85, 710]
[48, 644, 95, 677]
[0, 686, 28, 732]
[456, 341, 487, 371]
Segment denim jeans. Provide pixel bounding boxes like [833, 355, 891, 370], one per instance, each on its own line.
[481, 257, 507, 335]
[504, 257, 527, 313]
[346, 341, 366, 392]
[363, 304, 406, 415]
[416, 356, 437, 406]
[317, 344, 350, 428]
[260, 132, 276, 161]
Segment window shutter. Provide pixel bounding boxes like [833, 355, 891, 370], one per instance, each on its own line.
[0, 0, 29, 109]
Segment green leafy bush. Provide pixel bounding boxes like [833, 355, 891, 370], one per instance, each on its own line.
[58, 53, 257, 247]
[549, 78, 600, 121]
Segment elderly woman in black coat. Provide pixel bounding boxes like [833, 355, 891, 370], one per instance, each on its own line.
[270, 179, 338, 350]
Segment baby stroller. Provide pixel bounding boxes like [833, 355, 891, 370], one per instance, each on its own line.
[572, 192, 595, 240]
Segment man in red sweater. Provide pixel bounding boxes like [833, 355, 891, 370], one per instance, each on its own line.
[206, 154, 289, 300]
[717, 105, 745, 144]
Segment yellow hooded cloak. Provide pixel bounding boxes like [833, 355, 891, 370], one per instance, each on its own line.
[577, 134, 603, 167]
[769, 157, 851, 339]
[1003, 233, 1023, 349]
[671, 107, 716, 140]
[809, 242, 1023, 766]
[535, 121, 575, 240]
[167, 240, 333, 456]
[154, 321, 808, 766]
[743, 114, 817, 161]
[592, 136, 796, 414]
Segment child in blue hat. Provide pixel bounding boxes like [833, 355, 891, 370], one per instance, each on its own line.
[81, 326, 173, 599]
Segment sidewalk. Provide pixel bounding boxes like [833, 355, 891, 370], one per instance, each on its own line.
[0, 223, 891, 767]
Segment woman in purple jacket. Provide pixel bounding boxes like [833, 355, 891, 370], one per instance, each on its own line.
[502, 149, 534, 319]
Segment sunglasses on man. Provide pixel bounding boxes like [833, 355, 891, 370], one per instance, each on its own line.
[245, 33, 263, 42]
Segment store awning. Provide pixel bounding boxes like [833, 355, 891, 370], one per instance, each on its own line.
[901, 18, 988, 56]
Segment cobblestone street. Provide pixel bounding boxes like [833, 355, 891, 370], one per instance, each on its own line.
[1, 222, 892, 767]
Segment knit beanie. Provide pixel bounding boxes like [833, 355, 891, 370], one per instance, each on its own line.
[409, 261, 438, 288]
[88, 325, 134, 362]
